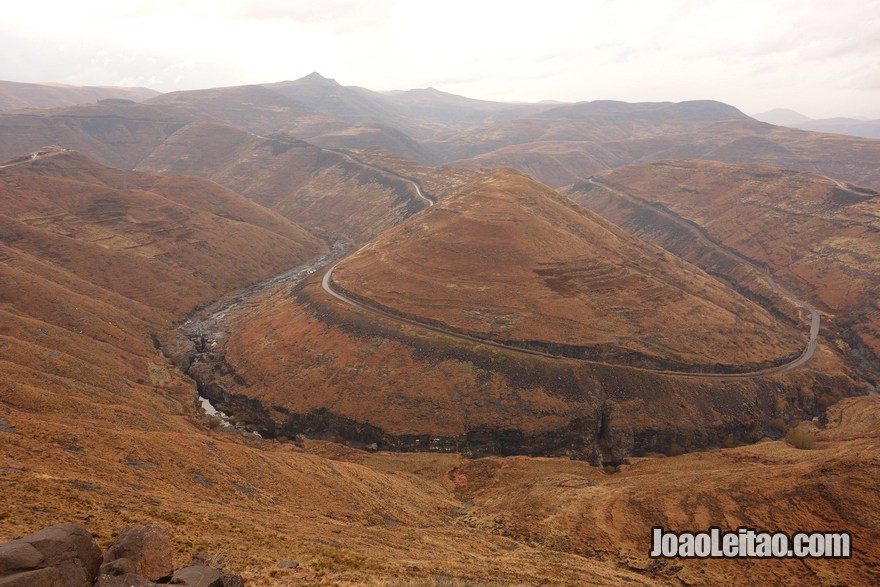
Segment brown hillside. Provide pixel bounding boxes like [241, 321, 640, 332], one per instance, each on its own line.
[263, 73, 554, 142]
[145, 84, 341, 138]
[138, 123, 431, 244]
[447, 395, 880, 587]
[148, 80, 435, 162]
[565, 160, 880, 382]
[219, 270, 850, 453]
[333, 168, 803, 371]
[303, 123, 435, 164]
[432, 100, 747, 169]
[208, 168, 854, 467]
[0, 148, 324, 316]
[263, 73, 404, 130]
[0, 101, 194, 170]
[341, 146, 484, 201]
[379, 86, 553, 129]
[0, 148, 665, 585]
[0, 149, 872, 586]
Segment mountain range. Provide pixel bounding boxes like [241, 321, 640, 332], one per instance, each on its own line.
[753, 107, 880, 139]
[1, 74, 878, 586]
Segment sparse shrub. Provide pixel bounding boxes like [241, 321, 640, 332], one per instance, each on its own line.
[785, 427, 816, 450]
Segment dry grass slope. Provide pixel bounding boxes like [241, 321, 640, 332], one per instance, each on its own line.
[334, 168, 803, 370]
[566, 159, 880, 382]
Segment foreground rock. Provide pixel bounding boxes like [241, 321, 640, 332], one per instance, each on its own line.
[0, 525, 242, 587]
[0, 524, 101, 587]
[100, 525, 172, 581]
[171, 564, 222, 586]
[95, 574, 157, 587]
[170, 565, 243, 586]
[0, 567, 65, 587]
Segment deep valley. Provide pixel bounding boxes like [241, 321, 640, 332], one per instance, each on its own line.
[1, 71, 878, 587]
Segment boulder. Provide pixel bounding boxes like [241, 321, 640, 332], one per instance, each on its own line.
[0, 417, 14, 435]
[0, 567, 64, 587]
[218, 574, 244, 587]
[0, 541, 45, 575]
[94, 573, 157, 587]
[98, 559, 136, 576]
[169, 565, 244, 587]
[15, 524, 101, 587]
[169, 564, 223, 586]
[100, 526, 172, 581]
[190, 552, 224, 569]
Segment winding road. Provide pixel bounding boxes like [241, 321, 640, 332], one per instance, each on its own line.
[318, 169, 820, 378]
[0, 147, 65, 170]
[583, 178, 820, 375]
[328, 148, 434, 206]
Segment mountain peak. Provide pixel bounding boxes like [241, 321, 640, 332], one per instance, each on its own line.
[299, 71, 338, 85]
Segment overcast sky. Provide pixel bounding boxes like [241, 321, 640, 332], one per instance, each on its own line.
[2, 0, 879, 118]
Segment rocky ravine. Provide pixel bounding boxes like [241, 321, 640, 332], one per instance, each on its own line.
[163, 245, 346, 437]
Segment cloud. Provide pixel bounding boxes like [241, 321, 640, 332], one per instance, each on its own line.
[0, 0, 877, 117]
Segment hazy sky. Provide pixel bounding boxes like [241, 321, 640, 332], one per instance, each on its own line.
[2, 0, 879, 118]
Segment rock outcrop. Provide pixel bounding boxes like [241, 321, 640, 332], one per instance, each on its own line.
[170, 565, 223, 586]
[94, 574, 156, 587]
[100, 525, 172, 581]
[0, 524, 101, 587]
[0, 525, 242, 587]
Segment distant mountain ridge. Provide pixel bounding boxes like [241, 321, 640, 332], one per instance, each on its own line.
[753, 107, 880, 138]
[538, 99, 747, 121]
[0, 79, 159, 112]
[2, 72, 880, 196]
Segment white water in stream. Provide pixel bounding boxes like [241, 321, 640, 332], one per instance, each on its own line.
[198, 396, 231, 426]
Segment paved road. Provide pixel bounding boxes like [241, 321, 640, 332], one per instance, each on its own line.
[328, 148, 435, 206]
[318, 172, 822, 378]
[3, 142, 820, 378]
[583, 178, 820, 377]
